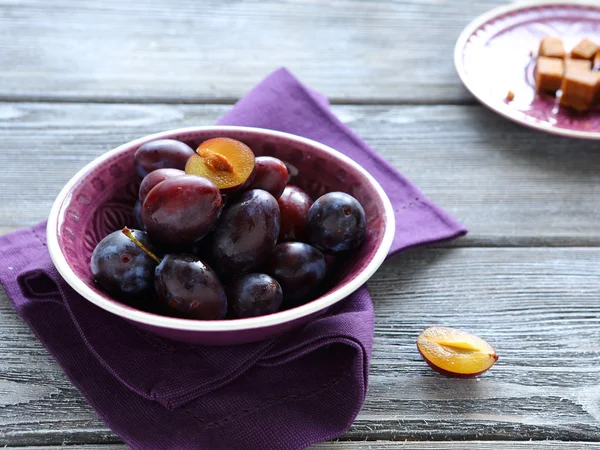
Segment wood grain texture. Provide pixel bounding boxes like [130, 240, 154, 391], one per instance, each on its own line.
[2, 248, 599, 445]
[3, 443, 600, 449]
[0, 0, 508, 103]
[3, 0, 600, 447]
[1, 102, 600, 245]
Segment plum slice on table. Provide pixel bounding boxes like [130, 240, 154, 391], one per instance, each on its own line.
[417, 326, 498, 378]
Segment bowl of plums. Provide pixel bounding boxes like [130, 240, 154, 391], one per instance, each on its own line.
[47, 126, 395, 345]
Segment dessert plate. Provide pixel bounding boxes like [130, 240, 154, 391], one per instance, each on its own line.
[455, 0, 600, 140]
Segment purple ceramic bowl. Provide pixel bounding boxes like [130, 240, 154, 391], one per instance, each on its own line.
[47, 126, 395, 345]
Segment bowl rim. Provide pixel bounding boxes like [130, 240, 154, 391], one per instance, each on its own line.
[47, 126, 395, 332]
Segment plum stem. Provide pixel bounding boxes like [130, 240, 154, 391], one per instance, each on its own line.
[122, 227, 162, 264]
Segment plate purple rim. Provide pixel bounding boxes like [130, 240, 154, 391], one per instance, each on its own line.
[46, 126, 395, 332]
[454, 0, 600, 140]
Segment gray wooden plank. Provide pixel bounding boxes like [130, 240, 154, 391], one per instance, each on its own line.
[1, 247, 599, 445]
[3, 442, 600, 449]
[0, 0, 507, 103]
[1, 102, 600, 246]
[319, 443, 600, 449]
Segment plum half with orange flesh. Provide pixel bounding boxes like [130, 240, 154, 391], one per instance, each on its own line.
[185, 137, 255, 193]
[417, 326, 498, 378]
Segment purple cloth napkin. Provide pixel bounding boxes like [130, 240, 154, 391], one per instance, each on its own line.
[0, 68, 466, 450]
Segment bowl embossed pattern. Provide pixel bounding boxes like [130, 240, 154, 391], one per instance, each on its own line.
[48, 127, 394, 345]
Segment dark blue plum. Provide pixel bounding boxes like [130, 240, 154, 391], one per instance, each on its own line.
[90, 229, 157, 300]
[249, 156, 289, 199]
[141, 175, 222, 246]
[134, 139, 195, 178]
[227, 273, 282, 318]
[138, 167, 184, 203]
[264, 242, 326, 307]
[277, 185, 313, 242]
[212, 189, 280, 274]
[306, 192, 366, 253]
[155, 254, 227, 320]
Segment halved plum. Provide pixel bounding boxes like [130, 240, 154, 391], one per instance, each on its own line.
[185, 137, 255, 193]
[417, 326, 498, 378]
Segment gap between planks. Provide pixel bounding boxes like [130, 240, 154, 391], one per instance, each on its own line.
[1, 442, 600, 449]
[0, 95, 478, 106]
[0, 0, 508, 103]
[1, 102, 600, 247]
[2, 247, 600, 445]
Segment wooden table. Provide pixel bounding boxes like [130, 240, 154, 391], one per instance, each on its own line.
[1, 0, 599, 448]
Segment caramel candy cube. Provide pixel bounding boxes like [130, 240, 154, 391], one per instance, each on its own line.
[565, 57, 592, 73]
[535, 57, 564, 93]
[560, 70, 598, 111]
[594, 50, 600, 69]
[538, 37, 566, 58]
[571, 38, 600, 60]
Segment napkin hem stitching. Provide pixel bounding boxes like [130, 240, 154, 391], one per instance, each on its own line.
[284, 67, 417, 189]
[282, 67, 467, 235]
[32, 226, 47, 248]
